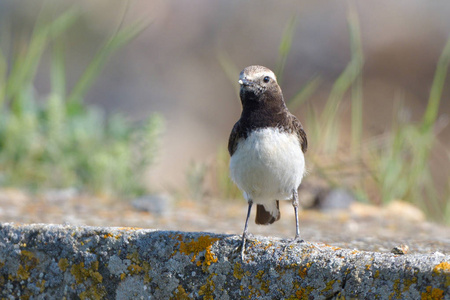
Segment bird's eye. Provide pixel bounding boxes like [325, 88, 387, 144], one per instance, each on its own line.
[263, 76, 270, 83]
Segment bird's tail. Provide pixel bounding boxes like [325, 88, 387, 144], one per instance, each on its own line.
[255, 201, 280, 225]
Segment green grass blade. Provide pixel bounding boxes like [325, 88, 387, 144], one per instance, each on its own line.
[51, 37, 66, 97]
[348, 5, 364, 154]
[421, 38, 450, 133]
[217, 51, 241, 101]
[67, 18, 151, 106]
[276, 16, 297, 84]
[0, 47, 6, 108]
[287, 75, 321, 111]
[5, 8, 78, 104]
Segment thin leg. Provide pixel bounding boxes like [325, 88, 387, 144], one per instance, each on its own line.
[292, 189, 303, 242]
[241, 200, 253, 260]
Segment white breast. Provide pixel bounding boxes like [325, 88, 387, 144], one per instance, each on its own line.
[229, 127, 305, 205]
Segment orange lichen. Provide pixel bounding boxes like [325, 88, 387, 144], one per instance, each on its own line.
[102, 233, 120, 239]
[298, 263, 311, 279]
[116, 227, 143, 231]
[433, 262, 450, 274]
[433, 262, 450, 288]
[173, 235, 219, 271]
[421, 286, 444, 300]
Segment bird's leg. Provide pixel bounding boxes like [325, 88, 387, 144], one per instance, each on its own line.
[283, 189, 305, 252]
[240, 200, 253, 260]
[292, 188, 303, 242]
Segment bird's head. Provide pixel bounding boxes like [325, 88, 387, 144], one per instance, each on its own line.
[238, 65, 283, 105]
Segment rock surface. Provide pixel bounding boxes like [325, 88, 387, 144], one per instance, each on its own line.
[0, 223, 449, 299]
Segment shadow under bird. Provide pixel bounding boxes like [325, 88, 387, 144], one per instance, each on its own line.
[228, 65, 308, 259]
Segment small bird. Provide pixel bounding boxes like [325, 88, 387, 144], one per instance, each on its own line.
[228, 65, 307, 259]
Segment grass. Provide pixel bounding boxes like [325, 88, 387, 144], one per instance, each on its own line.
[215, 7, 450, 224]
[0, 7, 162, 197]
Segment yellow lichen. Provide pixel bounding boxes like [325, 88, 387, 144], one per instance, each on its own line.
[255, 270, 270, 294]
[233, 263, 244, 280]
[36, 279, 46, 293]
[390, 279, 401, 300]
[171, 285, 191, 300]
[255, 270, 264, 280]
[198, 274, 215, 300]
[290, 283, 313, 300]
[125, 251, 152, 282]
[70, 261, 106, 300]
[17, 264, 29, 281]
[421, 286, 444, 300]
[403, 277, 418, 292]
[58, 258, 69, 272]
[323, 279, 336, 292]
[127, 264, 143, 275]
[16, 250, 39, 281]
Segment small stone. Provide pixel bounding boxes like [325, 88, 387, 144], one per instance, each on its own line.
[131, 194, 173, 216]
[391, 244, 409, 255]
[43, 188, 79, 203]
[313, 188, 355, 211]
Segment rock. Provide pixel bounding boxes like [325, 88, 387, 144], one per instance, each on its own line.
[383, 200, 425, 222]
[131, 193, 173, 216]
[42, 188, 79, 204]
[313, 188, 355, 211]
[0, 223, 448, 299]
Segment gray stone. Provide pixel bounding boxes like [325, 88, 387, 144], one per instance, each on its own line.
[131, 194, 173, 216]
[314, 187, 355, 211]
[0, 223, 448, 299]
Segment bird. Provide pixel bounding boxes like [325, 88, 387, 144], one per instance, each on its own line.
[228, 65, 307, 259]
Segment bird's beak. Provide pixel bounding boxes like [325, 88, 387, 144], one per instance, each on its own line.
[238, 78, 252, 86]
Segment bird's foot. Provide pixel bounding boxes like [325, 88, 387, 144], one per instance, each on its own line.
[283, 235, 304, 252]
[233, 234, 253, 261]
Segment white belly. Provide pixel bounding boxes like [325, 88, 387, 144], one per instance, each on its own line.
[230, 127, 305, 205]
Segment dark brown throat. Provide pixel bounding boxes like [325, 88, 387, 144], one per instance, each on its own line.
[255, 201, 281, 225]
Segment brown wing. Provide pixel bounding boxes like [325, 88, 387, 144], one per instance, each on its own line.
[228, 121, 240, 156]
[288, 113, 307, 153]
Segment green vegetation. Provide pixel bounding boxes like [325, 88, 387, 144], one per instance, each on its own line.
[217, 8, 450, 223]
[0, 8, 162, 197]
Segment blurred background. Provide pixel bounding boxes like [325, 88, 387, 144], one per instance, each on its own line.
[0, 0, 449, 247]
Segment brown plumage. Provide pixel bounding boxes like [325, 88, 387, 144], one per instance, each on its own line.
[255, 201, 280, 225]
